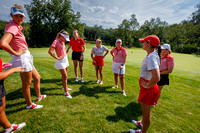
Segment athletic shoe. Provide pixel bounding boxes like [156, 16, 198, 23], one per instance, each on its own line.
[4, 123, 26, 133]
[81, 78, 84, 83]
[112, 85, 118, 89]
[100, 81, 103, 85]
[96, 80, 99, 84]
[64, 92, 72, 99]
[152, 102, 157, 107]
[75, 77, 78, 82]
[26, 103, 43, 109]
[122, 90, 126, 96]
[36, 94, 47, 102]
[132, 120, 143, 129]
[129, 129, 142, 133]
[62, 87, 72, 90]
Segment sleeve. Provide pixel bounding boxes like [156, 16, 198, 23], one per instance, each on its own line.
[81, 38, 85, 45]
[103, 46, 108, 51]
[123, 48, 127, 56]
[168, 57, 174, 68]
[91, 47, 95, 54]
[51, 40, 57, 48]
[111, 48, 115, 53]
[69, 39, 73, 46]
[5, 25, 18, 36]
[147, 55, 160, 71]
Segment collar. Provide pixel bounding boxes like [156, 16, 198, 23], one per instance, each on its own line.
[162, 53, 170, 58]
[115, 46, 124, 51]
[10, 20, 23, 30]
[57, 38, 64, 45]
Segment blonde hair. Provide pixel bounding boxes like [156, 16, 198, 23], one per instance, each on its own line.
[56, 29, 69, 39]
[96, 38, 102, 44]
[11, 4, 23, 10]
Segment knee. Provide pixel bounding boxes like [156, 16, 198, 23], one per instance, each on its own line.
[62, 75, 68, 80]
[0, 104, 6, 112]
[34, 75, 41, 82]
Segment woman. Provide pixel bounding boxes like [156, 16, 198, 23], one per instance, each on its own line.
[66, 30, 86, 82]
[0, 58, 26, 133]
[0, 4, 46, 109]
[157, 44, 174, 100]
[130, 35, 161, 133]
[91, 38, 109, 84]
[110, 39, 127, 96]
[48, 30, 72, 99]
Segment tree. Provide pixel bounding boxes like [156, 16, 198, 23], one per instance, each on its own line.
[190, 3, 200, 24]
[25, 0, 83, 47]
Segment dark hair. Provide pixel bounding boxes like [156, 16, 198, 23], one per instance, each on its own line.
[151, 44, 161, 61]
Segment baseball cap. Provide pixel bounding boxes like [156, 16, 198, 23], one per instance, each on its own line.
[11, 8, 25, 17]
[60, 33, 70, 41]
[139, 35, 160, 47]
[161, 44, 171, 50]
[116, 39, 122, 43]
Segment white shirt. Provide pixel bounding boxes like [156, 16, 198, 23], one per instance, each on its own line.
[91, 45, 108, 56]
[140, 51, 160, 80]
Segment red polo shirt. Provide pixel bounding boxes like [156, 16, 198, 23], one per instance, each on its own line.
[69, 37, 85, 52]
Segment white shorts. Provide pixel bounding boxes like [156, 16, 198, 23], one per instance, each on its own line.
[54, 55, 69, 70]
[9, 50, 34, 72]
[112, 62, 125, 74]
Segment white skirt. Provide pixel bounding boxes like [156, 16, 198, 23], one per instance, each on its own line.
[54, 55, 69, 70]
[9, 50, 34, 72]
[112, 62, 125, 74]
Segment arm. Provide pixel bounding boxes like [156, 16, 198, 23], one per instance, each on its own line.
[0, 67, 25, 80]
[82, 45, 86, 55]
[160, 66, 174, 75]
[110, 50, 114, 58]
[66, 45, 71, 53]
[141, 69, 160, 88]
[48, 46, 60, 60]
[91, 53, 94, 60]
[103, 49, 109, 58]
[0, 33, 25, 56]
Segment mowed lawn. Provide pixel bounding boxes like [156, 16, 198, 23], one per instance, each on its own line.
[0, 43, 199, 133]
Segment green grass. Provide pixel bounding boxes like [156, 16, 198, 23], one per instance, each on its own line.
[0, 44, 200, 133]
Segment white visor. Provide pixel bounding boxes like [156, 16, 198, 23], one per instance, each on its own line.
[60, 33, 70, 41]
[11, 8, 25, 17]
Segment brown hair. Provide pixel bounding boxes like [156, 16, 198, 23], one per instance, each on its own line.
[56, 29, 69, 39]
[11, 4, 23, 10]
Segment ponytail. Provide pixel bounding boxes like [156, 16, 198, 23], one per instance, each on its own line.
[157, 45, 161, 61]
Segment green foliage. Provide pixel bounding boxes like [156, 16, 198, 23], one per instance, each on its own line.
[24, 0, 83, 47]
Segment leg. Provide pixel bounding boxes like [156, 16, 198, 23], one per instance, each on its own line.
[141, 101, 152, 133]
[73, 60, 78, 78]
[114, 73, 118, 86]
[99, 66, 103, 81]
[95, 65, 99, 81]
[79, 61, 83, 79]
[0, 96, 11, 129]
[32, 68, 41, 98]
[20, 71, 32, 106]
[120, 74, 125, 90]
[59, 68, 68, 92]
[158, 86, 164, 100]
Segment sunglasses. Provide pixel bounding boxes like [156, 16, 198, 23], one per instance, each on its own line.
[12, 8, 24, 13]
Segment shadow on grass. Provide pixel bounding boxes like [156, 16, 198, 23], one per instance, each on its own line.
[106, 102, 142, 123]
[72, 85, 120, 98]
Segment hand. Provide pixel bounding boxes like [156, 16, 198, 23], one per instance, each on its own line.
[119, 65, 123, 70]
[14, 67, 26, 73]
[80, 55, 83, 60]
[93, 60, 96, 64]
[57, 55, 64, 60]
[140, 79, 148, 88]
[16, 48, 26, 56]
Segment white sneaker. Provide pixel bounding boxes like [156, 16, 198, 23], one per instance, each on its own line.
[36, 94, 47, 102]
[132, 120, 143, 129]
[26, 103, 43, 109]
[62, 87, 72, 90]
[75, 77, 78, 82]
[96, 80, 99, 84]
[112, 85, 118, 89]
[64, 92, 72, 99]
[4, 123, 26, 133]
[130, 129, 142, 133]
[81, 78, 84, 83]
[100, 81, 103, 85]
[122, 90, 126, 96]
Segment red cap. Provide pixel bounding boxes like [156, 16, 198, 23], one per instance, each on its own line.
[139, 35, 160, 47]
